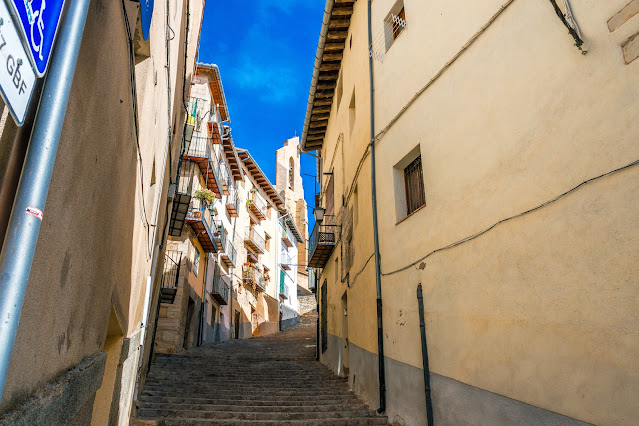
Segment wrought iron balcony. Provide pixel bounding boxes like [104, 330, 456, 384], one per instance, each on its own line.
[308, 215, 339, 268]
[279, 281, 289, 300]
[219, 159, 232, 196]
[247, 193, 267, 220]
[244, 226, 265, 255]
[185, 97, 207, 142]
[280, 250, 293, 270]
[225, 185, 240, 217]
[210, 273, 230, 305]
[242, 265, 265, 291]
[169, 161, 197, 237]
[282, 226, 293, 248]
[160, 250, 182, 304]
[183, 135, 213, 162]
[207, 104, 223, 145]
[185, 198, 217, 253]
[218, 225, 237, 268]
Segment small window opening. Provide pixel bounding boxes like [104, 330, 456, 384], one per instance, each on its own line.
[404, 156, 425, 215]
[349, 89, 356, 133]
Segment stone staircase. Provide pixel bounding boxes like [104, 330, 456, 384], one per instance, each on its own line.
[135, 312, 387, 425]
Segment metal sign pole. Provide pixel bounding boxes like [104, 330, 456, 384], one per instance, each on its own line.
[0, 0, 91, 400]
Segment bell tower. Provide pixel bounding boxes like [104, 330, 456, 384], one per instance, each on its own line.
[276, 137, 310, 294]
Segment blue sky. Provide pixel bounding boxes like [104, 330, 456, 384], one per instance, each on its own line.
[197, 1, 324, 229]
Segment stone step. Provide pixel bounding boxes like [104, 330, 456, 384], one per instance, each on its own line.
[139, 402, 369, 413]
[142, 389, 355, 400]
[146, 376, 343, 385]
[138, 408, 380, 421]
[138, 395, 361, 406]
[144, 378, 348, 388]
[149, 418, 388, 425]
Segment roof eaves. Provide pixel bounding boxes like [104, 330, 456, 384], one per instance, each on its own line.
[237, 148, 285, 207]
[301, 0, 355, 152]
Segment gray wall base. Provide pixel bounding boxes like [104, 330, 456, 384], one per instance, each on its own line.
[0, 352, 107, 425]
[326, 338, 590, 426]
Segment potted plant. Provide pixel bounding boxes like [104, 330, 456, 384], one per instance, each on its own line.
[194, 188, 216, 206]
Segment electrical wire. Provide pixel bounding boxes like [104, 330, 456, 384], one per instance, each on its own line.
[380, 158, 639, 276]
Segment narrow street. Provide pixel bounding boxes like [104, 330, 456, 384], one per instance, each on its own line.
[136, 311, 388, 425]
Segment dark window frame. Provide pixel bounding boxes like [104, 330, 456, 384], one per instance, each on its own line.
[404, 156, 426, 215]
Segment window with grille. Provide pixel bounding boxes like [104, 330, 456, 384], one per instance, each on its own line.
[404, 156, 425, 215]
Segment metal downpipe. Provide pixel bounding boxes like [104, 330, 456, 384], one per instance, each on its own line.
[417, 284, 434, 425]
[368, 0, 386, 414]
[0, 0, 92, 400]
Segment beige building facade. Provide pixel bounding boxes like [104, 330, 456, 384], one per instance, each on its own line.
[0, 0, 206, 424]
[303, 1, 639, 425]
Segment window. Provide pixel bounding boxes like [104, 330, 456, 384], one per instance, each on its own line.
[384, 0, 406, 51]
[393, 145, 425, 222]
[404, 156, 425, 215]
[349, 89, 356, 133]
[193, 247, 200, 276]
[265, 233, 271, 251]
[289, 157, 295, 190]
[334, 256, 339, 283]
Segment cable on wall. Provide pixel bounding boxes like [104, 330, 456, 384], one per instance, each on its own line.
[347, 158, 639, 280]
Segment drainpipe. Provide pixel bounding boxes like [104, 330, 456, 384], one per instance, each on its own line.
[0, 0, 92, 400]
[368, 0, 386, 414]
[417, 284, 434, 426]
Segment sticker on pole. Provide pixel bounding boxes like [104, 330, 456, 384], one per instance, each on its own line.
[7, 0, 65, 77]
[25, 206, 43, 221]
[0, 0, 36, 126]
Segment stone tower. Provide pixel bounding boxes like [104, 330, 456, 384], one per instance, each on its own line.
[276, 137, 310, 295]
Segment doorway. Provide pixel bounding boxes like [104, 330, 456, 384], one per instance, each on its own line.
[184, 297, 195, 349]
[234, 310, 240, 339]
[341, 291, 349, 375]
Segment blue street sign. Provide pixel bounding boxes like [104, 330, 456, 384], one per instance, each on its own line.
[7, 0, 65, 77]
[140, 0, 153, 41]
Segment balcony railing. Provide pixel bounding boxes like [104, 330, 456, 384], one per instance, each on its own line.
[210, 273, 230, 305]
[169, 161, 197, 237]
[244, 226, 265, 255]
[282, 226, 294, 248]
[280, 250, 293, 270]
[208, 104, 223, 145]
[225, 185, 240, 217]
[279, 281, 289, 300]
[248, 193, 267, 220]
[160, 250, 182, 304]
[218, 225, 237, 268]
[219, 158, 232, 196]
[185, 198, 217, 253]
[308, 215, 339, 268]
[242, 265, 265, 291]
[184, 135, 212, 161]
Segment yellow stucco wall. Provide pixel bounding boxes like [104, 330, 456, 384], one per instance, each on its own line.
[317, 0, 639, 424]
